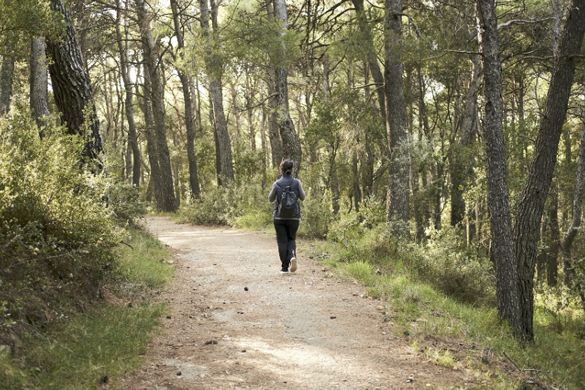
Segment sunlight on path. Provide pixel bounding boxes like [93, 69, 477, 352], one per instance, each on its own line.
[118, 217, 468, 389]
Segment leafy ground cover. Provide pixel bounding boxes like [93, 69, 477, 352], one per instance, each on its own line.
[0, 228, 173, 389]
[309, 237, 585, 389]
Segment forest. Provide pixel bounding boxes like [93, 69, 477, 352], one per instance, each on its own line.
[1, 0, 585, 387]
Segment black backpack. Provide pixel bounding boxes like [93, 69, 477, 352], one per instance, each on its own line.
[277, 183, 298, 218]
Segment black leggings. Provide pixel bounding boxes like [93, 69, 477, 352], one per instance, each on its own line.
[274, 219, 300, 269]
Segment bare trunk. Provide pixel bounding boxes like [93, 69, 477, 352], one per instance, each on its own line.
[546, 187, 560, 286]
[512, 0, 585, 341]
[29, 37, 50, 128]
[562, 124, 585, 285]
[115, 0, 141, 186]
[170, 0, 201, 198]
[137, 0, 177, 211]
[476, 0, 521, 333]
[351, 0, 386, 119]
[450, 56, 481, 226]
[199, 0, 234, 185]
[384, 0, 410, 235]
[46, 0, 102, 162]
[245, 71, 257, 151]
[0, 53, 14, 116]
[273, 0, 302, 173]
[352, 150, 362, 211]
[141, 68, 164, 207]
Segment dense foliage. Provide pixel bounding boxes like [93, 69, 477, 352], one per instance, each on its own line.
[0, 0, 584, 385]
[0, 111, 144, 349]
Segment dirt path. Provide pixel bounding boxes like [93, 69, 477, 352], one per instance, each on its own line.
[118, 217, 469, 389]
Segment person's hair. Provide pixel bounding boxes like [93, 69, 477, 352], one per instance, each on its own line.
[280, 159, 294, 176]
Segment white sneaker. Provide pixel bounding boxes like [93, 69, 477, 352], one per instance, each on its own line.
[290, 257, 297, 272]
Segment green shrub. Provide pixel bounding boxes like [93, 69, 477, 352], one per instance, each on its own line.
[0, 113, 120, 342]
[103, 182, 146, 226]
[178, 186, 232, 225]
[178, 179, 272, 227]
[327, 216, 493, 304]
[408, 227, 495, 303]
[298, 190, 333, 238]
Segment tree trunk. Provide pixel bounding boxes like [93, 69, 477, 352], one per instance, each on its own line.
[115, 0, 141, 187]
[273, 0, 302, 173]
[561, 123, 585, 302]
[231, 83, 242, 163]
[546, 186, 560, 286]
[199, 0, 234, 185]
[267, 75, 283, 167]
[170, 0, 201, 199]
[136, 0, 177, 211]
[384, 0, 410, 235]
[141, 68, 164, 207]
[0, 53, 15, 116]
[46, 0, 102, 162]
[512, 0, 585, 341]
[245, 70, 257, 151]
[265, 1, 283, 168]
[114, 0, 141, 186]
[351, 0, 385, 119]
[476, 0, 521, 333]
[352, 150, 362, 211]
[29, 37, 50, 128]
[450, 55, 481, 226]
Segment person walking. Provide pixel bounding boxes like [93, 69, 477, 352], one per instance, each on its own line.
[268, 159, 305, 273]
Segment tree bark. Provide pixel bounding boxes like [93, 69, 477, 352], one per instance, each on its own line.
[29, 37, 50, 128]
[245, 70, 257, 151]
[199, 0, 234, 185]
[561, 123, 585, 302]
[352, 150, 362, 211]
[46, 0, 102, 162]
[265, 1, 284, 168]
[351, 0, 385, 119]
[273, 0, 302, 173]
[450, 55, 481, 226]
[0, 52, 15, 116]
[170, 0, 201, 198]
[384, 0, 410, 235]
[136, 0, 177, 211]
[512, 0, 585, 341]
[545, 186, 560, 286]
[115, 0, 141, 187]
[141, 67, 164, 207]
[476, 0, 521, 333]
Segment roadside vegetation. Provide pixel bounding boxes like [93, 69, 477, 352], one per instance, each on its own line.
[179, 193, 585, 389]
[0, 114, 173, 388]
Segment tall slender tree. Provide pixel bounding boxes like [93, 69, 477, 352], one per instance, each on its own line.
[170, 0, 201, 198]
[199, 0, 234, 185]
[0, 53, 15, 116]
[273, 0, 302, 172]
[115, 0, 141, 187]
[29, 37, 49, 128]
[136, 0, 177, 211]
[512, 0, 585, 340]
[478, 0, 585, 341]
[384, 0, 410, 234]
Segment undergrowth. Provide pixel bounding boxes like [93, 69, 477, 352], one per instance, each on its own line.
[115, 227, 174, 289]
[0, 227, 172, 389]
[0, 111, 171, 388]
[315, 231, 585, 389]
[174, 171, 585, 388]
